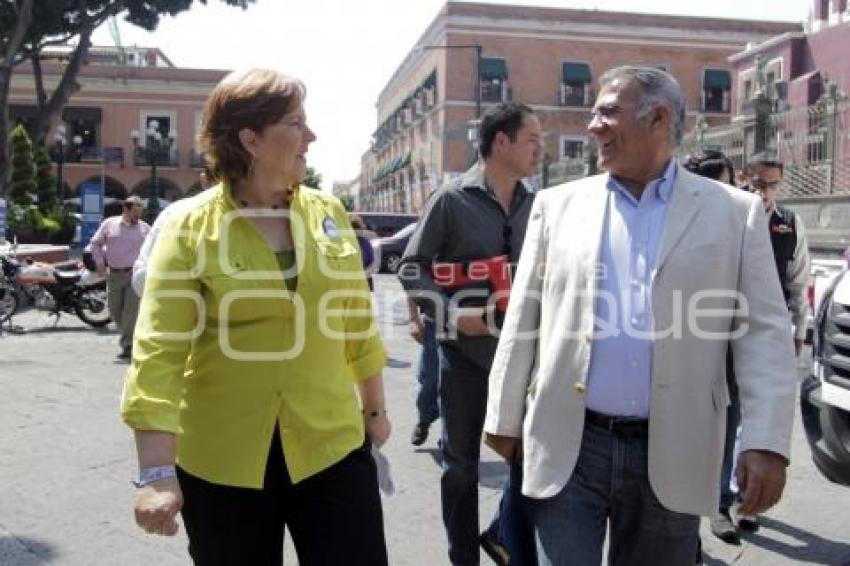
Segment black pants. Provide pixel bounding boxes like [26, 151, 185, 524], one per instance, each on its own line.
[177, 431, 388, 566]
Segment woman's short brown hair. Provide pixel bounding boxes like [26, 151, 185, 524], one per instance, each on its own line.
[198, 68, 305, 184]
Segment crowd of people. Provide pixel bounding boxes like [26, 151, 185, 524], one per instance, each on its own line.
[101, 64, 811, 565]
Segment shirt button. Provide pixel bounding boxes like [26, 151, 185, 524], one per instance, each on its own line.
[629, 359, 638, 368]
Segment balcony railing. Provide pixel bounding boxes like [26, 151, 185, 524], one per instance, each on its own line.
[559, 83, 593, 107]
[50, 145, 127, 166]
[134, 146, 179, 167]
[481, 81, 512, 103]
[702, 90, 731, 113]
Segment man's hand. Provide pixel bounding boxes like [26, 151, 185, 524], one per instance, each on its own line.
[485, 433, 522, 463]
[409, 318, 424, 344]
[794, 338, 804, 357]
[454, 307, 491, 336]
[133, 476, 183, 536]
[736, 449, 787, 516]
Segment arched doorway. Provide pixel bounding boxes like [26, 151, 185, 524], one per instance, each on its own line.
[70, 175, 127, 216]
[131, 176, 182, 208]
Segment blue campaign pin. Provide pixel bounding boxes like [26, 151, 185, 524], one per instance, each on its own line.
[322, 216, 340, 238]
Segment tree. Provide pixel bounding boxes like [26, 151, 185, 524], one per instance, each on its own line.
[338, 193, 355, 211]
[303, 166, 322, 190]
[0, 0, 34, 199]
[34, 144, 58, 211]
[0, 0, 254, 195]
[8, 123, 35, 205]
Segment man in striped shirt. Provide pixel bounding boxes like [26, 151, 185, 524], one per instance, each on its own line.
[87, 195, 150, 360]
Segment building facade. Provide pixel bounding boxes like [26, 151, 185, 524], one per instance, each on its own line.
[729, 0, 849, 114]
[359, 2, 800, 213]
[8, 46, 227, 213]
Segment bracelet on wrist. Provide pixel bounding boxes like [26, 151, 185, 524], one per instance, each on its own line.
[132, 464, 177, 488]
[362, 409, 387, 418]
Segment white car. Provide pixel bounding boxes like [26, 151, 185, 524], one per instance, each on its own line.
[802, 262, 850, 486]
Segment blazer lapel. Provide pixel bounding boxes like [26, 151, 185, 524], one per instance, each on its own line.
[580, 179, 609, 268]
[655, 172, 703, 273]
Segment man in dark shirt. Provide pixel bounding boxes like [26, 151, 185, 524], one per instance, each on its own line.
[399, 102, 541, 565]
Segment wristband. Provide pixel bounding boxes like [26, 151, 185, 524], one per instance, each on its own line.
[132, 465, 177, 488]
[362, 409, 387, 418]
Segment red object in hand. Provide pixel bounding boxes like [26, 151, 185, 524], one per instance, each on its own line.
[431, 255, 512, 311]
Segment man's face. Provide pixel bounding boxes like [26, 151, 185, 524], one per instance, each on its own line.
[587, 80, 659, 184]
[498, 114, 542, 178]
[748, 164, 783, 210]
[126, 203, 143, 223]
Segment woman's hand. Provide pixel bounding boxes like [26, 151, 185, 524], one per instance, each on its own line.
[366, 413, 392, 448]
[133, 477, 183, 536]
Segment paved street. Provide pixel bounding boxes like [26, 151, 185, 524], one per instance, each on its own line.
[1, 274, 849, 565]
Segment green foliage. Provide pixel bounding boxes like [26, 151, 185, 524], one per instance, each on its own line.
[4, 131, 77, 241]
[303, 166, 322, 190]
[8, 124, 36, 205]
[34, 145, 59, 212]
[338, 193, 355, 211]
[7, 1, 256, 56]
[7, 204, 56, 234]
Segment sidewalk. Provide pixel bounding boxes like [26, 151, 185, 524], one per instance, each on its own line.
[0, 275, 848, 565]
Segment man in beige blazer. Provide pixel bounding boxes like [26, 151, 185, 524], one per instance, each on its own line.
[484, 66, 796, 565]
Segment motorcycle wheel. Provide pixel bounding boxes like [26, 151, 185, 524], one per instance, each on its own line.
[0, 284, 19, 323]
[75, 286, 111, 327]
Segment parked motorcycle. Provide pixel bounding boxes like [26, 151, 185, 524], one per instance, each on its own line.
[0, 253, 111, 327]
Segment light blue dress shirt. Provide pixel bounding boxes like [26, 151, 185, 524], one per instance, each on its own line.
[585, 159, 678, 418]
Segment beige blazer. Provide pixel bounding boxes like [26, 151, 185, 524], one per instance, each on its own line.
[484, 168, 797, 516]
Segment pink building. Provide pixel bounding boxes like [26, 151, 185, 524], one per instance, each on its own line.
[729, 0, 850, 114]
[8, 46, 227, 214]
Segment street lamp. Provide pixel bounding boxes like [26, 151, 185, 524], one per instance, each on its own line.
[53, 125, 83, 204]
[131, 120, 176, 220]
[53, 125, 67, 204]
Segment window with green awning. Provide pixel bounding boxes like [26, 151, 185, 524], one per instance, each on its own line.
[562, 62, 591, 84]
[480, 58, 508, 80]
[703, 69, 731, 90]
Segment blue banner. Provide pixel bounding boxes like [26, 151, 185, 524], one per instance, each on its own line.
[79, 182, 104, 248]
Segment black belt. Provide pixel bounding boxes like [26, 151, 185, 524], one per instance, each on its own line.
[585, 409, 649, 437]
[109, 267, 132, 272]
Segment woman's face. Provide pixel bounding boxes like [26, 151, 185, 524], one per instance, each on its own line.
[251, 100, 317, 188]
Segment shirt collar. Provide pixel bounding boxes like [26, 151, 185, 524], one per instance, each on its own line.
[607, 158, 677, 204]
[460, 161, 533, 198]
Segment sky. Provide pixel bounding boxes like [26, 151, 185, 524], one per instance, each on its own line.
[91, 0, 810, 190]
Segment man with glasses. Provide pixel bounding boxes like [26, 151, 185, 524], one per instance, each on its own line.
[484, 67, 797, 565]
[745, 152, 810, 358]
[722, 152, 810, 533]
[398, 102, 541, 565]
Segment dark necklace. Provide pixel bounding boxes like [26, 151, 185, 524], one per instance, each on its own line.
[239, 199, 280, 210]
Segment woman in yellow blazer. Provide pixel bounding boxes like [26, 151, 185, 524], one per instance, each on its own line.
[122, 68, 390, 565]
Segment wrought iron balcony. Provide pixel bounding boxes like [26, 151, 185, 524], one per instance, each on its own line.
[134, 146, 179, 167]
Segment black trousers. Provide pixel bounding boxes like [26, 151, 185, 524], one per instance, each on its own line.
[177, 431, 388, 566]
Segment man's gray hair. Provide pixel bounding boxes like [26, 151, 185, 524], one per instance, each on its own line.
[599, 66, 687, 146]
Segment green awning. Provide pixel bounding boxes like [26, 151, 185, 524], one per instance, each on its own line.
[704, 69, 731, 90]
[480, 58, 507, 80]
[562, 62, 591, 84]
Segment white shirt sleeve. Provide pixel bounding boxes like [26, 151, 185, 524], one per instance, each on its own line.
[132, 210, 171, 296]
